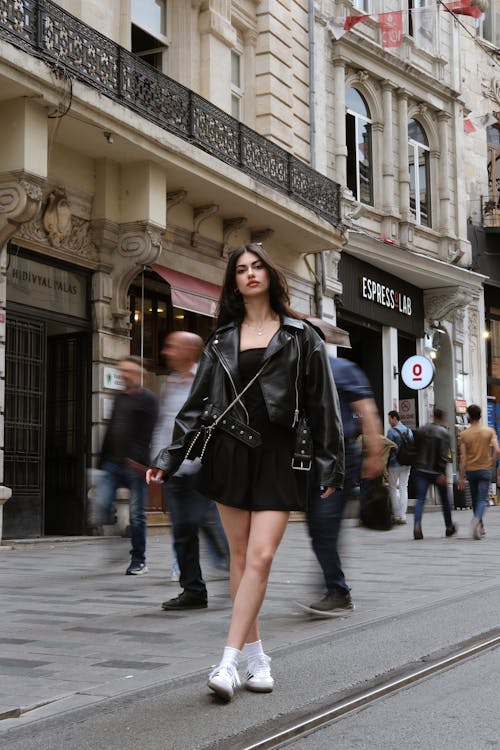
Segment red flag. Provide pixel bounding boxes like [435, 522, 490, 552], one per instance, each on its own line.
[463, 118, 476, 133]
[443, 1, 482, 19]
[379, 11, 403, 48]
[344, 14, 370, 31]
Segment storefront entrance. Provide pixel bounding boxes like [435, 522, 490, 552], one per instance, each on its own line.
[3, 249, 91, 538]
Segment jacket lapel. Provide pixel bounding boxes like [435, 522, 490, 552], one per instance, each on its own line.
[212, 323, 241, 386]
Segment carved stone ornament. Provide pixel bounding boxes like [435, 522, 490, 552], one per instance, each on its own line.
[16, 214, 98, 262]
[482, 76, 500, 106]
[192, 203, 219, 246]
[424, 287, 475, 325]
[42, 187, 72, 248]
[111, 223, 163, 332]
[0, 178, 43, 246]
[250, 229, 274, 245]
[222, 217, 247, 255]
[167, 190, 187, 210]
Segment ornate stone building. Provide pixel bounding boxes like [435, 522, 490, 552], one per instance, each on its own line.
[0, 0, 344, 538]
[0, 0, 494, 538]
[312, 0, 489, 461]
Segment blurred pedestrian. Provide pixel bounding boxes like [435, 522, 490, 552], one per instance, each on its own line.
[147, 244, 343, 701]
[458, 404, 499, 539]
[412, 407, 457, 540]
[386, 410, 413, 524]
[93, 357, 158, 575]
[151, 331, 229, 611]
[299, 318, 384, 617]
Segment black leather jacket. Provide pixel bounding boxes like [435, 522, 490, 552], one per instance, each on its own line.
[413, 422, 451, 474]
[152, 316, 344, 487]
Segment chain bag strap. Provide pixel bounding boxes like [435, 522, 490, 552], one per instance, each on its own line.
[185, 359, 268, 462]
[291, 331, 313, 471]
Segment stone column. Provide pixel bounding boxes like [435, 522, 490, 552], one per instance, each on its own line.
[333, 58, 347, 187]
[381, 83, 395, 215]
[397, 90, 410, 222]
[437, 112, 451, 236]
[0, 175, 43, 543]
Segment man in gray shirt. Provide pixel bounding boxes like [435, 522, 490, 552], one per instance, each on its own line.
[151, 331, 228, 610]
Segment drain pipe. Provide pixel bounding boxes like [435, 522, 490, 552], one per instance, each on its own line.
[308, 0, 324, 318]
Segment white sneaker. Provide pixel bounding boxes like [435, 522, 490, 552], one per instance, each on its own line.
[245, 653, 274, 693]
[207, 663, 241, 701]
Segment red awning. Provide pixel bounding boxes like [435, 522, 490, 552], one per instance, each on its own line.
[150, 264, 221, 317]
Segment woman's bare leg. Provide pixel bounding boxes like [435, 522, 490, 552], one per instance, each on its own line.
[217, 506, 289, 649]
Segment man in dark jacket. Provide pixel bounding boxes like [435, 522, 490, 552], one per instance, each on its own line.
[94, 356, 158, 575]
[299, 319, 384, 617]
[412, 407, 457, 540]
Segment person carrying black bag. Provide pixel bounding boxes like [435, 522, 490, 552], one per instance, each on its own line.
[147, 244, 343, 701]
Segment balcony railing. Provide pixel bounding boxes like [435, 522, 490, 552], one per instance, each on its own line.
[0, 0, 341, 226]
[482, 197, 500, 230]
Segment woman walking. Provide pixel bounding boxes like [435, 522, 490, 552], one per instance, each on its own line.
[147, 244, 343, 701]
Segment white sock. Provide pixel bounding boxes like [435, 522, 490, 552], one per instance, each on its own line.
[219, 646, 241, 668]
[244, 639, 265, 662]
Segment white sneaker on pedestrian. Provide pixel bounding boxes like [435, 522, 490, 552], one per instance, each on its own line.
[207, 663, 241, 701]
[471, 519, 482, 540]
[245, 653, 274, 693]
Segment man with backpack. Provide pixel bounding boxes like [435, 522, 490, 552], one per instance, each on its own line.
[412, 407, 457, 540]
[386, 410, 413, 524]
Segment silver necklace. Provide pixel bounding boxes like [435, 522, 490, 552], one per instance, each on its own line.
[243, 319, 276, 336]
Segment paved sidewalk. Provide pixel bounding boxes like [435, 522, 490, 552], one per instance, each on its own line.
[1, 506, 499, 730]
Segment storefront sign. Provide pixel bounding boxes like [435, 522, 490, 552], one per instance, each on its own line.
[399, 398, 416, 428]
[7, 253, 87, 318]
[339, 254, 424, 337]
[401, 355, 434, 390]
[103, 367, 125, 391]
[361, 277, 412, 316]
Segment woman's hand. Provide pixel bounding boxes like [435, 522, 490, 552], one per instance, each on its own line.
[320, 486, 336, 498]
[146, 468, 165, 485]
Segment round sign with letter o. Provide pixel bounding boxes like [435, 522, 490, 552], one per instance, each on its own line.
[401, 355, 434, 390]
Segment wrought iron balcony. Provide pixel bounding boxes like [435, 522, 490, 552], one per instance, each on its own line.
[0, 0, 341, 226]
[481, 197, 500, 232]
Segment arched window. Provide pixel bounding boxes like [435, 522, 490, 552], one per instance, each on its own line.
[408, 119, 431, 227]
[346, 88, 373, 205]
[487, 124, 500, 205]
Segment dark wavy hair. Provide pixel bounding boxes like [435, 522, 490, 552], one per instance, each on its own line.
[215, 244, 297, 327]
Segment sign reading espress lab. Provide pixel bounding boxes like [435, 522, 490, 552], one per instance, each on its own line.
[401, 355, 434, 390]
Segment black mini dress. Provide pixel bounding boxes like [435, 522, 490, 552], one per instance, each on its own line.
[196, 348, 306, 511]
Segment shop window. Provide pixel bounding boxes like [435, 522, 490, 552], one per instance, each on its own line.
[346, 87, 373, 205]
[129, 274, 213, 372]
[408, 118, 431, 227]
[131, 0, 169, 73]
[231, 50, 243, 120]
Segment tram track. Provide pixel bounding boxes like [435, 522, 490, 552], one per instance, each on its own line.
[214, 630, 500, 750]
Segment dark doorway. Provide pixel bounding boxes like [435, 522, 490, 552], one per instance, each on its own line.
[337, 318, 383, 416]
[4, 314, 90, 538]
[4, 316, 46, 538]
[44, 332, 89, 535]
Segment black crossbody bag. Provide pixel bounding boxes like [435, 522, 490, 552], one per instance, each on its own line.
[184, 360, 267, 463]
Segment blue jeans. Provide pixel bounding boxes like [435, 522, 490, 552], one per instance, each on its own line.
[166, 474, 227, 600]
[94, 461, 147, 564]
[413, 470, 452, 529]
[466, 469, 491, 523]
[306, 442, 360, 594]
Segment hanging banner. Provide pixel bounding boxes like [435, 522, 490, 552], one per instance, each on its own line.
[379, 11, 403, 48]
